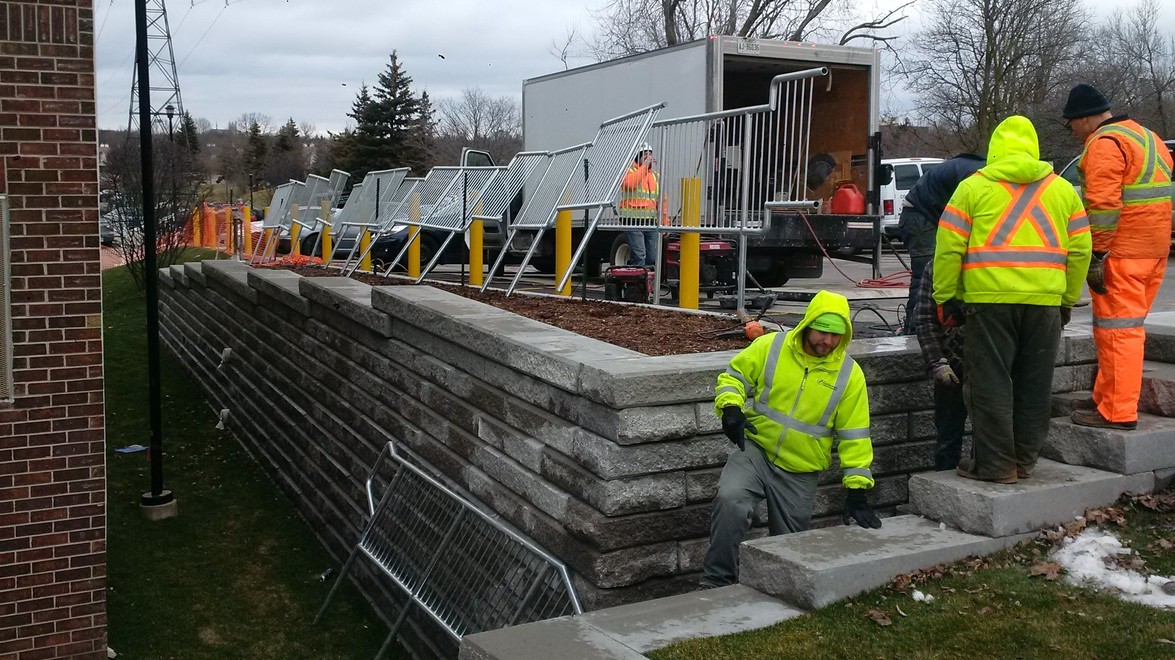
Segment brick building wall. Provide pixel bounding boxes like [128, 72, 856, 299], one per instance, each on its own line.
[1, 2, 107, 658]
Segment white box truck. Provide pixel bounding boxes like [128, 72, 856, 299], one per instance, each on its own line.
[512, 35, 886, 284]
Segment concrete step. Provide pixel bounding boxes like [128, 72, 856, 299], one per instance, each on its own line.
[1051, 390, 1092, 417]
[738, 515, 1032, 610]
[458, 585, 802, 659]
[1141, 360, 1175, 417]
[1043, 413, 1175, 475]
[908, 458, 1146, 537]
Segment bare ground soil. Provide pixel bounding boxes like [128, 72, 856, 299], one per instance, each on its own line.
[276, 264, 754, 356]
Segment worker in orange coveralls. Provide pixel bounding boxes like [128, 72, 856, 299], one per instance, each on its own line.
[1063, 84, 1174, 430]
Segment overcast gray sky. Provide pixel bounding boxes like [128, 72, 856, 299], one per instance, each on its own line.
[95, 0, 603, 134]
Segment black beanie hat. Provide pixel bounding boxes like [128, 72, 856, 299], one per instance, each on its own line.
[1063, 84, 1111, 119]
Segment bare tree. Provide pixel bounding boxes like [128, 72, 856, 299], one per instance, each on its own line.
[898, 0, 1089, 156]
[587, 0, 890, 60]
[101, 134, 205, 289]
[549, 24, 583, 70]
[1081, 0, 1175, 138]
[434, 87, 522, 165]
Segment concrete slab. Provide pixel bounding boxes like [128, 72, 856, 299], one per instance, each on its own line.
[1051, 391, 1092, 418]
[1043, 414, 1175, 474]
[581, 584, 804, 653]
[458, 616, 644, 660]
[908, 459, 1129, 537]
[738, 515, 1031, 610]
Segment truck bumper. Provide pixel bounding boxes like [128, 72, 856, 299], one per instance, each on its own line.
[752, 212, 878, 250]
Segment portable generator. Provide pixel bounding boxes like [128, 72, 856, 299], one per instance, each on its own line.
[603, 266, 654, 303]
[662, 238, 738, 299]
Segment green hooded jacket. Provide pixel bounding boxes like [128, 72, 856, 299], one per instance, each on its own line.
[933, 115, 1091, 307]
[714, 290, 874, 489]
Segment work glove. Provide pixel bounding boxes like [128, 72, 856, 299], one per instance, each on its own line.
[1086, 252, 1107, 295]
[937, 300, 965, 328]
[721, 406, 757, 451]
[1060, 306, 1072, 326]
[842, 489, 882, 529]
[931, 359, 960, 386]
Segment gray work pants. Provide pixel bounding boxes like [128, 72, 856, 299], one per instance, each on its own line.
[699, 443, 819, 587]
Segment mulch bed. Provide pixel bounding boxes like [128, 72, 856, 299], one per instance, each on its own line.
[270, 263, 755, 355]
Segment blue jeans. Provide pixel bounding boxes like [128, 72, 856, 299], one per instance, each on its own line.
[625, 230, 658, 267]
[934, 366, 968, 470]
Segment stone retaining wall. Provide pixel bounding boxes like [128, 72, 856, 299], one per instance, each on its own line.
[158, 259, 1097, 616]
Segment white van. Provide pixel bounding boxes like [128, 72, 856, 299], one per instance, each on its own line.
[880, 157, 944, 239]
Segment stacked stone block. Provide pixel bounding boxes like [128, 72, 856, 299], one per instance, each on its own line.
[158, 261, 1099, 619]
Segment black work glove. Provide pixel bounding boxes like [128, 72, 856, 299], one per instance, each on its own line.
[720, 406, 757, 451]
[842, 489, 882, 529]
[1086, 252, 1107, 295]
[937, 299, 966, 328]
[1060, 306, 1072, 326]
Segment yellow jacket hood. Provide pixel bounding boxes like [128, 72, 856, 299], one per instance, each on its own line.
[979, 115, 1055, 184]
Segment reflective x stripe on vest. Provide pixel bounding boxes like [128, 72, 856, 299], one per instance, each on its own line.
[962, 176, 1068, 270]
[750, 332, 858, 440]
[620, 168, 659, 219]
[1081, 124, 1174, 231]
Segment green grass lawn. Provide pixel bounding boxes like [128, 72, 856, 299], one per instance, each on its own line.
[650, 493, 1175, 660]
[103, 252, 401, 658]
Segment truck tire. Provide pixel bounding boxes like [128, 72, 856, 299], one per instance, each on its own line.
[750, 264, 789, 288]
[530, 255, 557, 273]
[609, 234, 631, 267]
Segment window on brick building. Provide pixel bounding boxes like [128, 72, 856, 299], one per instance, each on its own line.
[0, 194, 11, 403]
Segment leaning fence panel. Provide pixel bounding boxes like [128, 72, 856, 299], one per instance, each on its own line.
[314, 441, 581, 657]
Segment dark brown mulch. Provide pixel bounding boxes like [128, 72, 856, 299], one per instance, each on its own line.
[271, 264, 754, 355]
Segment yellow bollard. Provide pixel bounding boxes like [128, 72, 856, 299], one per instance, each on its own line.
[408, 191, 421, 278]
[242, 205, 253, 255]
[290, 205, 302, 257]
[359, 230, 372, 272]
[555, 208, 572, 296]
[225, 208, 234, 254]
[205, 206, 217, 248]
[469, 199, 484, 286]
[679, 177, 702, 310]
[320, 200, 332, 262]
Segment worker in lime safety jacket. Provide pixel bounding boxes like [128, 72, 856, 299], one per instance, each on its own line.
[619, 143, 669, 267]
[933, 115, 1091, 484]
[700, 290, 880, 588]
[1062, 83, 1174, 431]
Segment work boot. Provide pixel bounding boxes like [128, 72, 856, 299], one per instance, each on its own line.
[1016, 465, 1033, 479]
[956, 458, 1018, 484]
[1071, 408, 1137, 430]
[1071, 396, 1096, 411]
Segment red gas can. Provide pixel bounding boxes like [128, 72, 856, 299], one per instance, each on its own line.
[830, 182, 866, 215]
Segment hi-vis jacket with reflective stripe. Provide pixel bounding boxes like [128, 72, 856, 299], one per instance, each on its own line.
[714, 290, 874, 490]
[619, 163, 662, 220]
[1078, 117, 1173, 258]
[934, 115, 1092, 307]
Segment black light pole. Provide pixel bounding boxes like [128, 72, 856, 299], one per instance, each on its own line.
[136, 0, 176, 518]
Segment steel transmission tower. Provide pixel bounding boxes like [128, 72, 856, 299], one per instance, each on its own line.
[128, 0, 184, 134]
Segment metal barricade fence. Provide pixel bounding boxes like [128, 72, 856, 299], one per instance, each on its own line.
[378, 167, 467, 275]
[314, 441, 581, 658]
[553, 103, 664, 293]
[249, 180, 299, 264]
[649, 67, 827, 236]
[480, 145, 582, 291]
[411, 166, 504, 281]
[341, 176, 425, 276]
[325, 168, 409, 269]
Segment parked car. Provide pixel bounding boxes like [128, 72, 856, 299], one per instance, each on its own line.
[879, 157, 944, 240]
[1056, 139, 1175, 241]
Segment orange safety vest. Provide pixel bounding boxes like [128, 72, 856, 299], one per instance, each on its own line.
[619, 164, 664, 222]
[1078, 118, 1173, 258]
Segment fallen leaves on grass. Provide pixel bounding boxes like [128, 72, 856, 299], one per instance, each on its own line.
[1029, 561, 1064, 580]
[865, 609, 892, 627]
[1086, 506, 1128, 526]
[1133, 491, 1175, 512]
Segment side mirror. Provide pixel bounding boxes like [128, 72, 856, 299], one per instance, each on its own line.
[876, 163, 894, 186]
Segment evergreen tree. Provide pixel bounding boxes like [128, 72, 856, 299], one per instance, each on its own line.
[341, 52, 435, 180]
[178, 111, 200, 154]
[275, 117, 300, 152]
[245, 120, 268, 181]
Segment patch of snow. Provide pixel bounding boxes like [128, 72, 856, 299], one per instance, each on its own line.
[1051, 529, 1175, 608]
[912, 589, 934, 603]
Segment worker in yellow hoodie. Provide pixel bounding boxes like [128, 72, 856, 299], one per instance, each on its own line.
[933, 115, 1091, 484]
[700, 290, 880, 588]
